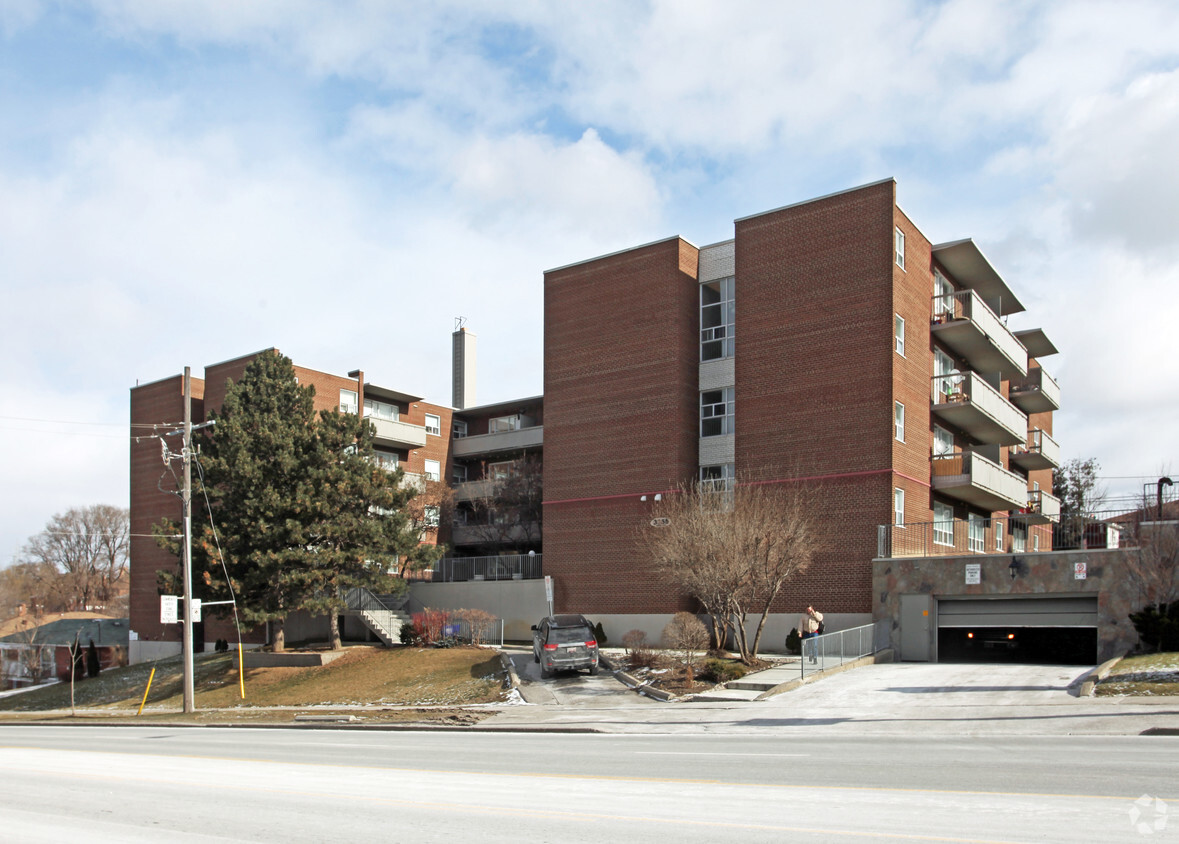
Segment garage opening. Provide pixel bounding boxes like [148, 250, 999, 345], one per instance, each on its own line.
[937, 597, 1098, 665]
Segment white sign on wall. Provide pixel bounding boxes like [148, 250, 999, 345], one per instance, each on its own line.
[1074, 562, 1087, 580]
[965, 563, 981, 585]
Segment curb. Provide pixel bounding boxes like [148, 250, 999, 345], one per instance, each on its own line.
[601, 654, 676, 702]
[498, 651, 521, 691]
[1077, 652, 1127, 697]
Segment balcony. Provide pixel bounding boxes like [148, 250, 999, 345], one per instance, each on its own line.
[451, 424, 543, 458]
[1009, 366, 1061, 414]
[1009, 428, 1060, 472]
[452, 479, 496, 502]
[451, 521, 540, 547]
[364, 415, 427, 449]
[931, 451, 1028, 512]
[931, 289, 1028, 378]
[1016, 489, 1061, 525]
[931, 372, 1027, 446]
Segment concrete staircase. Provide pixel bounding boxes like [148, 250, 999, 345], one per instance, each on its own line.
[343, 587, 410, 646]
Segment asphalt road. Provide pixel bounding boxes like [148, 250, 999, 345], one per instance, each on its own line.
[2, 725, 1176, 842]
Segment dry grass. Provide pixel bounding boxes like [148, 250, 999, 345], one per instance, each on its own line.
[1094, 652, 1179, 697]
[0, 645, 508, 724]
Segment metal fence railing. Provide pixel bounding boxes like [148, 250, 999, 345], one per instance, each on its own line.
[426, 554, 542, 583]
[800, 619, 890, 679]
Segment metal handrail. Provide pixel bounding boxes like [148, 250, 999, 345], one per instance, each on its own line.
[800, 619, 890, 678]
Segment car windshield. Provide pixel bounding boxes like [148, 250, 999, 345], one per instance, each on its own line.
[550, 626, 593, 645]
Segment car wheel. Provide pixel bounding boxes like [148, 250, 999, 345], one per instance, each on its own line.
[589, 664, 600, 676]
[533, 650, 539, 663]
[540, 665, 551, 679]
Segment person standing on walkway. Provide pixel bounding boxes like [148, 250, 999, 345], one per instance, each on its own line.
[799, 606, 823, 663]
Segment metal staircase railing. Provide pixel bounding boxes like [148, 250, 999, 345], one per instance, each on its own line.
[343, 586, 409, 646]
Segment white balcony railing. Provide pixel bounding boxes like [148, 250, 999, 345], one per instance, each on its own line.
[1010, 428, 1061, 471]
[932, 289, 1028, 377]
[931, 451, 1028, 512]
[1009, 366, 1061, 414]
[367, 416, 427, 448]
[931, 372, 1027, 446]
[451, 425, 543, 458]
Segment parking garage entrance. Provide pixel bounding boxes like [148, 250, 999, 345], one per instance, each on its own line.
[936, 596, 1098, 665]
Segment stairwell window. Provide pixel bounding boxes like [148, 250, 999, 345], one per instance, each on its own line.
[894, 402, 905, 442]
[700, 276, 736, 361]
[895, 314, 905, 356]
[425, 413, 441, 436]
[895, 227, 905, 269]
[701, 388, 734, 437]
[894, 488, 905, 527]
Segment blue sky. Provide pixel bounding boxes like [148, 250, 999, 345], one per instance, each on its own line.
[3, 0, 1179, 565]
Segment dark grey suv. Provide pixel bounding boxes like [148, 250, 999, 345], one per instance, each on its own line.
[532, 614, 600, 678]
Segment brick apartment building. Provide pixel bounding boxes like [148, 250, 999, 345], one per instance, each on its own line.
[543, 178, 1060, 640]
[130, 179, 1068, 657]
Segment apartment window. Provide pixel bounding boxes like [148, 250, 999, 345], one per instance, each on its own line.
[934, 271, 954, 321]
[489, 460, 514, 481]
[894, 402, 905, 442]
[968, 514, 984, 553]
[423, 459, 441, 482]
[423, 506, 440, 528]
[451, 463, 467, 484]
[452, 419, 468, 438]
[895, 314, 905, 356]
[364, 398, 398, 421]
[995, 519, 1005, 551]
[895, 227, 905, 269]
[933, 425, 954, 457]
[934, 348, 961, 401]
[700, 388, 734, 437]
[425, 413, 441, 436]
[372, 450, 398, 471]
[489, 414, 520, 433]
[933, 501, 954, 546]
[340, 389, 359, 414]
[1012, 522, 1027, 553]
[1033, 532, 1040, 552]
[894, 489, 905, 527]
[700, 276, 736, 361]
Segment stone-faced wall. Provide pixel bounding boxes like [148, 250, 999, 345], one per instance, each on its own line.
[873, 549, 1139, 662]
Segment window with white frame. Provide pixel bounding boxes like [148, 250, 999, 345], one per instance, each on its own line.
[968, 514, 985, 553]
[1033, 531, 1040, 552]
[423, 459, 441, 482]
[894, 402, 905, 442]
[452, 419, 468, 438]
[934, 271, 954, 320]
[894, 488, 905, 527]
[1012, 522, 1027, 552]
[423, 505, 440, 528]
[895, 227, 905, 269]
[700, 464, 735, 493]
[933, 501, 954, 546]
[933, 425, 954, 457]
[895, 314, 905, 356]
[700, 276, 736, 361]
[340, 389, 359, 414]
[424, 413, 441, 435]
[700, 388, 734, 437]
[934, 348, 961, 401]
[364, 398, 399, 421]
[995, 519, 1005, 551]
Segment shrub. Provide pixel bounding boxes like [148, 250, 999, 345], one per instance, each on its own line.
[700, 658, 749, 683]
[593, 621, 607, 646]
[454, 608, 498, 646]
[662, 612, 709, 684]
[1130, 601, 1179, 652]
[785, 627, 801, 656]
[622, 629, 659, 669]
[621, 629, 648, 655]
[410, 609, 452, 646]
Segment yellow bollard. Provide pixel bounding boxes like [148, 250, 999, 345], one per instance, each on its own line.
[238, 643, 246, 700]
[137, 667, 156, 716]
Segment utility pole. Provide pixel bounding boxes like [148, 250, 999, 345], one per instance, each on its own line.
[182, 366, 196, 713]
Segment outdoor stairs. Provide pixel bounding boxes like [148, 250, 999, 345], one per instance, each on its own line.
[342, 587, 410, 646]
[689, 659, 803, 702]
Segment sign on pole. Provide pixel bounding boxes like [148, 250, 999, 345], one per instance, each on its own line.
[544, 575, 554, 618]
[160, 595, 178, 624]
[189, 598, 202, 622]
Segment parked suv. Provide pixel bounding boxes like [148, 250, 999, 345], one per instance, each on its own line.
[532, 614, 600, 678]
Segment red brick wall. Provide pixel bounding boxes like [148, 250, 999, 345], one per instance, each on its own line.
[733, 180, 898, 613]
[544, 237, 700, 613]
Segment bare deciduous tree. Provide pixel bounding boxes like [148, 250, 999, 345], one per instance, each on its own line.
[1124, 522, 1179, 608]
[641, 480, 819, 664]
[463, 456, 543, 553]
[19, 506, 129, 613]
